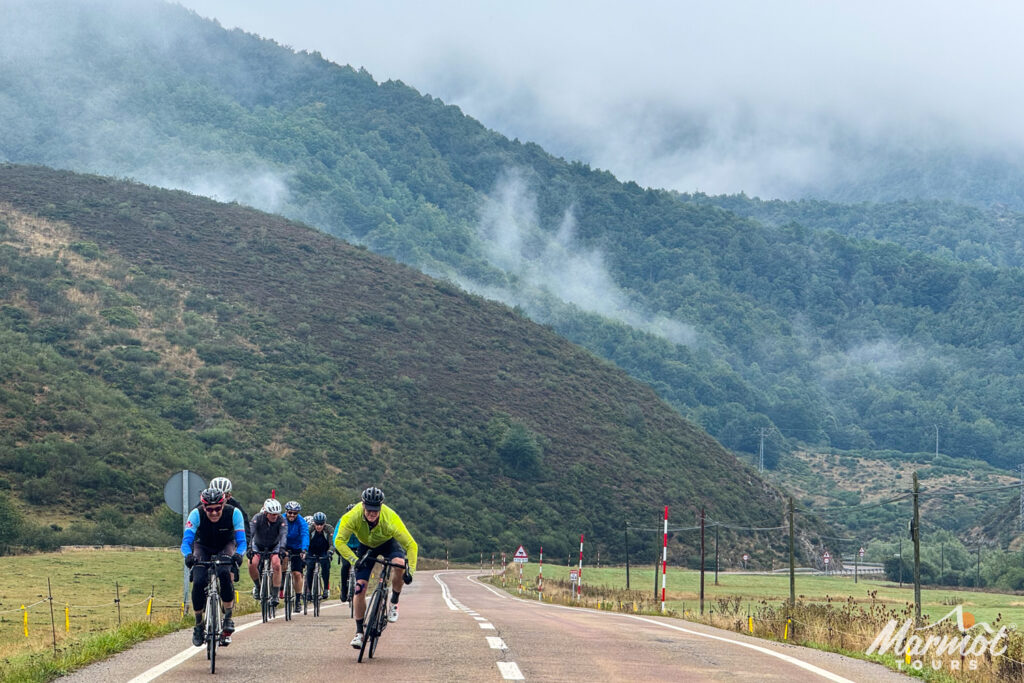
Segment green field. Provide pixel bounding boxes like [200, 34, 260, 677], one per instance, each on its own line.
[503, 562, 1024, 628]
[0, 548, 268, 662]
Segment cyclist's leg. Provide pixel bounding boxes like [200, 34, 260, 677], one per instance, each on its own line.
[340, 557, 351, 601]
[381, 539, 407, 595]
[352, 543, 376, 631]
[320, 557, 331, 595]
[248, 551, 262, 583]
[191, 546, 212, 620]
[270, 553, 283, 592]
[303, 556, 315, 597]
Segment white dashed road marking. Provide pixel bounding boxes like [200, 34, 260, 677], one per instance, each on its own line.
[498, 661, 525, 680]
[486, 636, 508, 649]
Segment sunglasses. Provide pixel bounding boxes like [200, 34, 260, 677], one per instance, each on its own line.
[286, 511, 298, 515]
[205, 506, 224, 514]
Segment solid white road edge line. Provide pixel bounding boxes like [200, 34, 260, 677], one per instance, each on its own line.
[126, 603, 342, 683]
[433, 571, 460, 610]
[464, 574, 855, 683]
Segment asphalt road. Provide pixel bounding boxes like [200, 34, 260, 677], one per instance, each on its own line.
[62, 571, 907, 681]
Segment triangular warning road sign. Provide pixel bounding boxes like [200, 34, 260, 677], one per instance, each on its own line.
[514, 545, 528, 559]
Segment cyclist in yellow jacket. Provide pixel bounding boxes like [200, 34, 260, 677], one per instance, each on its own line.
[333, 486, 418, 649]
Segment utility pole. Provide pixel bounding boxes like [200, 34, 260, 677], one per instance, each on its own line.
[757, 428, 768, 472]
[940, 543, 945, 583]
[912, 471, 922, 624]
[788, 497, 795, 608]
[699, 507, 706, 615]
[1019, 464, 1024, 532]
[898, 536, 903, 589]
[934, 424, 939, 460]
[714, 523, 720, 586]
[625, 523, 630, 590]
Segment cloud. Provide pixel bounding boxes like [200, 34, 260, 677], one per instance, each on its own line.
[467, 169, 698, 346]
[178, 0, 1024, 199]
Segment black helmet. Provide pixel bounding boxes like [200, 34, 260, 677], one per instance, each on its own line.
[200, 488, 227, 507]
[361, 487, 384, 510]
[312, 511, 327, 524]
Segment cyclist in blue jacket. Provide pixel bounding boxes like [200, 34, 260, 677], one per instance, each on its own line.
[182, 488, 246, 647]
[284, 500, 309, 613]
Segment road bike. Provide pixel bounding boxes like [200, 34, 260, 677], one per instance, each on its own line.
[194, 555, 235, 674]
[304, 553, 330, 616]
[255, 553, 276, 623]
[358, 556, 405, 663]
[283, 551, 303, 620]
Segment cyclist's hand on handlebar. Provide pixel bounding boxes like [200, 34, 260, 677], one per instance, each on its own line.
[184, 553, 196, 568]
[403, 569, 413, 585]
[354, 554, 369, 571]
[231, 553, 243, 568]
[246, 548, 254, 560]
[300, 551, 306, 561]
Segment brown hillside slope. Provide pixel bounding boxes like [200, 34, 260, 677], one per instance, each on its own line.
[0, 164, 791, 558]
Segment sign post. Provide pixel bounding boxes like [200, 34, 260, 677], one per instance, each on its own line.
[856, 546, 864, 583]
[742, 553, 750, 569]
[164, 470, 206, 610]
[823, 551, 831, 576]
[513, 545, 528, 594]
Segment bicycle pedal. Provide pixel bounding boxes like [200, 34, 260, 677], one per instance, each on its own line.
[219, 635, 231, 646]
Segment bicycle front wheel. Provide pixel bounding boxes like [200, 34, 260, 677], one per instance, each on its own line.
[369, 587, 388, 658]
[284, 578, 292, 621]
[206, 592, 219, 672]
[311, 566, 320, 617]
[261, 570, 271, 622]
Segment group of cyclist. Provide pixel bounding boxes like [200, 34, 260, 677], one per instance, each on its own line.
[181, 478, 418, 652]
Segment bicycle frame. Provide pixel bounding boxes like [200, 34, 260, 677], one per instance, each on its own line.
[305, 554, 329, 616]
[195, 555, 233, 674]
[357, 556, 405, 663]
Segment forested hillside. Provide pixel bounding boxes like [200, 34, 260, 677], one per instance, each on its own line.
[0, 165, 800, 563]
[4, 0, 1024, 479]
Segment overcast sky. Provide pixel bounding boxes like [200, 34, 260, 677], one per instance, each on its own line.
[176, 0, 1024, 199]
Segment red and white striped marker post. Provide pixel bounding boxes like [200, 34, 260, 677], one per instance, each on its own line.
[538, 546, 544, 601]
[661, 505, 669, 613]
[502, 552, 506, 587]
[577, 534, 585, 601]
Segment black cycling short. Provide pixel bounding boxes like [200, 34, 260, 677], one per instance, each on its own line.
[354, 538, 406, 582]
[286, 549, 305, 573]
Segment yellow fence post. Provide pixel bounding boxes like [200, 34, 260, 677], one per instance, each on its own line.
[65, 603, 70, 633]
[146, 596, 153, 617]
[22, 605, 28, 637]
[748, 616, 753, 633]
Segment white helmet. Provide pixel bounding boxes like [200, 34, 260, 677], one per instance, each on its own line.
[209, 477, 232, 493]
[264, 498, 282, 514]
[304, 515, 313, 525]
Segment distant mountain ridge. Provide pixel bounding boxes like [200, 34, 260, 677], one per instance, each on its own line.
[5, 0, 1024, 479]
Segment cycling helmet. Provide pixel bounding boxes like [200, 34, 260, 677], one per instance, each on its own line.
[285, 500, 301, 512]
[361, 486, 385, 510]
[304, 515, 313, 525]
[264, 498, 282, 514]
[200, 488, 226, 507]
[209, 476, 232, 493]
[313, 511, 327, 524]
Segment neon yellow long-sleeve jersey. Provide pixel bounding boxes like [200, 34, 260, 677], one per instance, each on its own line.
[332, 503, 418, 574]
